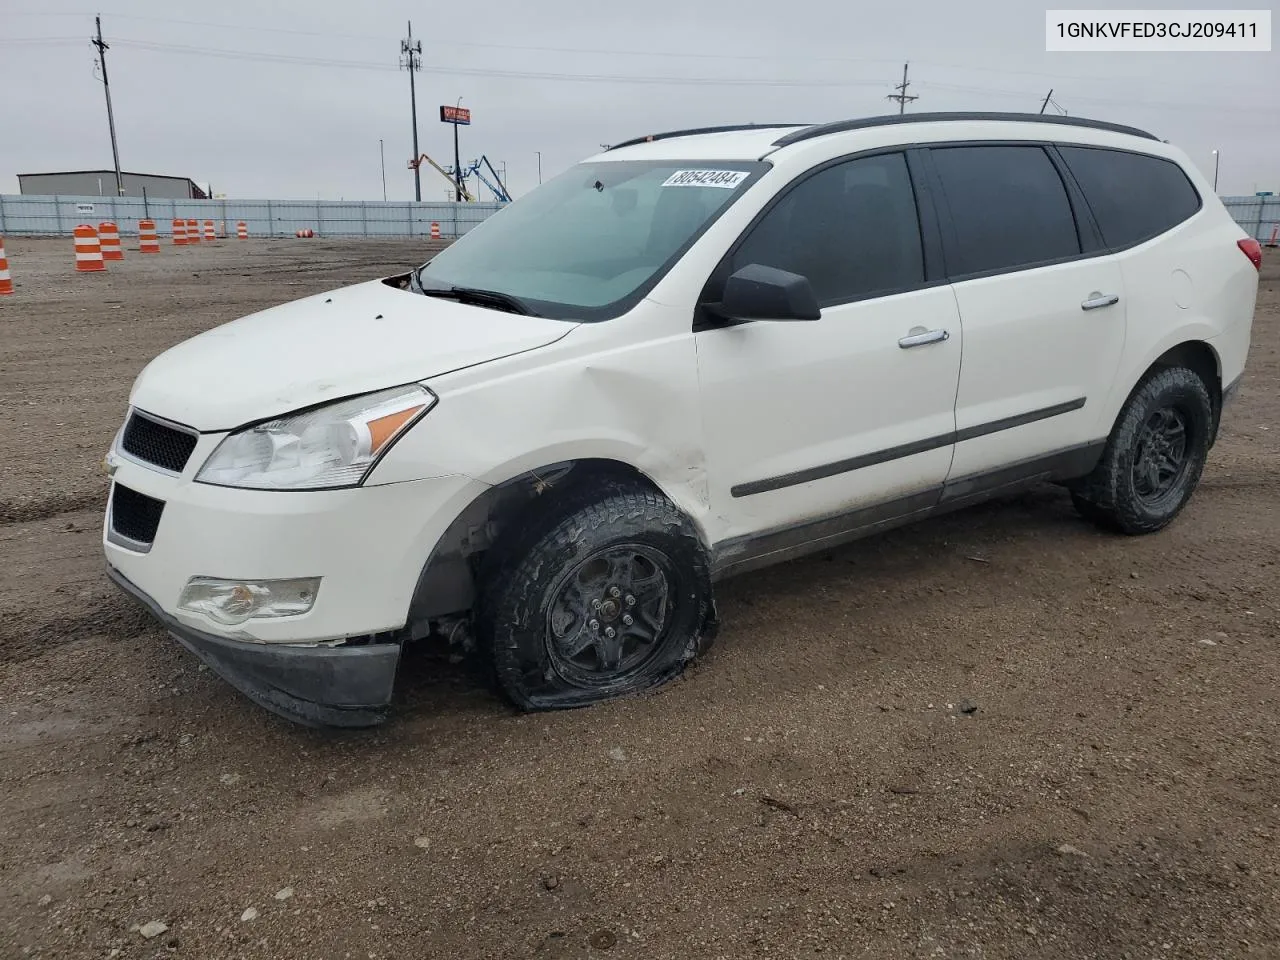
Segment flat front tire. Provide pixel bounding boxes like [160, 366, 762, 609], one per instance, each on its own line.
[476, 485, 716, 711]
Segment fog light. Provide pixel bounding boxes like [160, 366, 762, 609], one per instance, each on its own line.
[178, 577, 320, 626]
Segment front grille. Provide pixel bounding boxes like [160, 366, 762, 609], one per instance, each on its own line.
[111, 484, 165, 545]
[121, 411, 198, 473]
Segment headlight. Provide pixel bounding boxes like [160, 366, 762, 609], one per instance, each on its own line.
[196, 384, 435, 490]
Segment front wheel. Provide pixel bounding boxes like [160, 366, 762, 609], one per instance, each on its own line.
[1071, 366, 1214, 534]
[476, 486, 716, 711]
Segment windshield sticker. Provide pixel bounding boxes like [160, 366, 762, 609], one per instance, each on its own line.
[661, 170, 750, 189]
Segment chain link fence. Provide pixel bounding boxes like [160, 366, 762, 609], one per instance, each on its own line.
[0, 195, 504, 239]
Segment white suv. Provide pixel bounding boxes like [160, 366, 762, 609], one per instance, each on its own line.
[104, 113, 1261, 727]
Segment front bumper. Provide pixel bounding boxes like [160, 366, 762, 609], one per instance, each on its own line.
[102, 428, 490, 724]
[109, 564, 401, 727]
[103, 444, 486, 643]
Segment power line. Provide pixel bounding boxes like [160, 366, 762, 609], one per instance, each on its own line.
[886, 62, 918, 114]
[10, 32, 1260, 118]
[105, 39, 896, 86]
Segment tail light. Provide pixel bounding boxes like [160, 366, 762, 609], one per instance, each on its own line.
[1238, 238, 1262, 271]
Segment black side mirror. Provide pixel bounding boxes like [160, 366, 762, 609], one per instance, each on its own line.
[714, 263, 821, 322]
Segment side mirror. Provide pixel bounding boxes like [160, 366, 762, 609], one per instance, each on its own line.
[715, 263, 821, 322]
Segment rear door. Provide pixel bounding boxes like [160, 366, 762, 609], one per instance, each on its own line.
[927, 144, 1127, 489]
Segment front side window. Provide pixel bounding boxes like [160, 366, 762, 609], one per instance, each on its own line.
[727, 152, 925, 305]
[417, 159, 765, 320]
[1058, 146, 1201, 249]
[930, 145, 1081, 277]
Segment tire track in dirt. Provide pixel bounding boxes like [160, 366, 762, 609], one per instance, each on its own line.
[0, 489, 106, 526]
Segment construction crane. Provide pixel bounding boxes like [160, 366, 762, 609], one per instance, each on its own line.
[408, 154, 474, 202]
[464, 155, 511, 202]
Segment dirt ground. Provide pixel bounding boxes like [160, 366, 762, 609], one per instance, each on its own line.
[1, 236, 1278, 960]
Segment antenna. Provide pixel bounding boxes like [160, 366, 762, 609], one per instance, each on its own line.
[400, 23, 423, 202]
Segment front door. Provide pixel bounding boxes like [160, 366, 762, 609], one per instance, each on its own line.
[694, 151, 963, 565]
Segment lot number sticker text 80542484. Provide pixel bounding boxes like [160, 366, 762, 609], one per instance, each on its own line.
[662, 170, 750, 188]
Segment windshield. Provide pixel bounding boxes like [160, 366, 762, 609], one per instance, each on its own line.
[417, 159, 766, 321]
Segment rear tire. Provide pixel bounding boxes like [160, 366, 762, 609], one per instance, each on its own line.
[476, 485, 716, 711]
[1071, 366, 1213, 534]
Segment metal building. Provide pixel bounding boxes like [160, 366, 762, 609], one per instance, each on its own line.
[17, 170, 208, 200]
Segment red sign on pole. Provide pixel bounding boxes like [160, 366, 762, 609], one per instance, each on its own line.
[439, 105, 471, 125]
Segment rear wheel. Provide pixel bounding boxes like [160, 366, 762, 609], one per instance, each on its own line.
[1071, 366, 1214, 534]
[476, 485, 716, 711]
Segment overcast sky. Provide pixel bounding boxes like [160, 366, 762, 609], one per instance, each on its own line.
[2, 0, 1275, 200]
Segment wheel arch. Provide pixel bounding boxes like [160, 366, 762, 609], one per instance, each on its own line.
[1147, 339, 1223, 442]
[403, 457, 711, 636]
[1103, 336, 1223, 450]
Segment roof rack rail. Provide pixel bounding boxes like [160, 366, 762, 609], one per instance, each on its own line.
[771, 112, 1158, 147]
[607, 123, 807, 152]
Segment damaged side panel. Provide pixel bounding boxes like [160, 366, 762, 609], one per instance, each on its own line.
[376, 300, 714, 636]
[376, 300, 712, 526]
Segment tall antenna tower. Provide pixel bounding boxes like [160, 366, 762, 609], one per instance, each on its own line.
[401, 23, 423, 202]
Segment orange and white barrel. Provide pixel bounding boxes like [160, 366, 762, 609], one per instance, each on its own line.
[172, 219, 187, 245]
[430, 222, 441, 239]
[98, 222, 124, 261]
[0, 236, 12, 295]
[74, 225, 105, 273]
[203, 220, 216, 242]
[236, 221, 248, 239]
[186, 218, 201, 243]
[138, 219, 160, 254]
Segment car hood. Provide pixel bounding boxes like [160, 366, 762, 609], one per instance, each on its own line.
[128, 278, 575, 431]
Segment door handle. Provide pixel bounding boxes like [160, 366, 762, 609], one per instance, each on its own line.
[898, 328, 950, 348]
[1081, 292, 1120, 311]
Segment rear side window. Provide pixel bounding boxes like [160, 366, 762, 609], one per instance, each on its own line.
[729, 152, 924, 304]
[930, 145, 1081, 277]
[1058, 146, 1201, 249]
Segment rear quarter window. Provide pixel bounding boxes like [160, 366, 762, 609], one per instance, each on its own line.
[1058, 146, 1202, 249]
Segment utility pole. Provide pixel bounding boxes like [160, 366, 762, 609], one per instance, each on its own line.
[886, 62, 918, 115]
[91, 15, 124, 197]
[401, 22, 423, 202]
[379, 139, 387, 201]
[1039, 88, 1054, 115]
[536, 151, 542, 185]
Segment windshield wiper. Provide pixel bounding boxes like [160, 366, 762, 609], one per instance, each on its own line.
[419, 285, 538, 316]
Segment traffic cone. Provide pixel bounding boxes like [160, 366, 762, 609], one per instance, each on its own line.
[430, 222, 441, 239]
[172, 219, 187, 246]
[203, 220, 215, 242]
[0, 236, 13, 295]
[139, 219, 160, 254]
[187, 218, 200, 244]
[236, 221, 248, 239]
[98, 222, 124, 261]
[74, 225, 105, 273]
